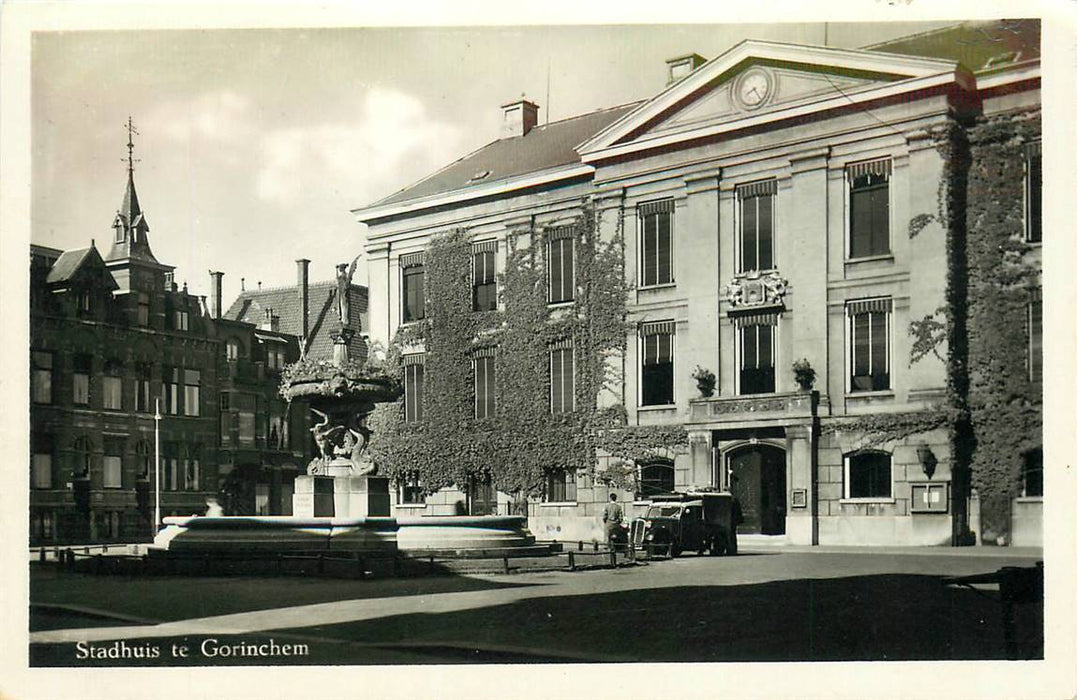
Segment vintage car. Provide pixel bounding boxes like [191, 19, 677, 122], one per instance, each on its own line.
[631, 491, 739, 557]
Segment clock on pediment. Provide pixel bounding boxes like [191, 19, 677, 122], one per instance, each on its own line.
[733, 68, 773, 111]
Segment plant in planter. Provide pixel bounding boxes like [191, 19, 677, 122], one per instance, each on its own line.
[792, 358, 816, 392]
[691, 365, 717, 397]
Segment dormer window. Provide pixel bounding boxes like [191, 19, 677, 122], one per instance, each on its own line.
[76, 290, 92, 315]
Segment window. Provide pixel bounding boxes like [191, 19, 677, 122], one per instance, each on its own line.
[639, 199, 674, 287]
[73, 435, 92, 478]
[545, 468, 577, 503]
[76, 289, 92, 315]
[31, 512, 54, 541]
[137, 292, 150, 326]
[848, 298, 891, 392]
[135, 440, 152, 480]
[1025, 141, 1042, 243]
[163, 367, 180, 414]
[103, 437, 123, 489]
[398, 471, 425, 505]
[547, 228, 575, 303]
[31, 351, 53, 404]
[472, 242, 497, 312]
[266, 346, 286, 371]
[184, 445, 201, 491]
[844, 451, 892, 499]
[256, 484, 270, 515]
[163, 443, 179, 491]
[403, 355, 425, 423]
[135, 362, 152, 413]
[220, 393, 230, 411]
[238, 411, 255, 447]
[103, 360, 124, 410]
[474, 351, 496, 419]
[1021, 448, 1043, 498]
[847, 159, 891, 259]
[32, 435, 53, 489]
[737, 180, 776, 272]
[640, 321, 675, 406]
[401, 253, 425, 323]
[1029, 293, 1042, 384]
[72, 354, 92, 406]
[173, 309, 189, 331]
[738, 317, 776, 394]
[226, 339, 240, 361]
[639, 461, 675, 498]
[184, 369, 201, 417]
[550, 341, 574, 414]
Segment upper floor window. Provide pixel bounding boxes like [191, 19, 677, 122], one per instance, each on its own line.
[173, 309, 189, 331]
[76, 289, 92, 315]
[102, 360, 124, 411]
[847, 159, 891, 259]
[183, 369, 201, 417]
[737, 180, 776, 272]
[472, 242, 497, 312]
[1025, 141, 1042, 243]
[400, 252, 426, 324]
[550, 340, 574, 414]
[403, 354, 425, 423]
[31, 351, 53, 404]
[474, 349, 496, 419]
[163, 367, 180, 415]
[137, 292, 150, 326]
[1029, 291, 1042, 384]
[847, 298, 891, 392]
[265, 346, 286, 371]
[547, 228, 575, 304]
[640, 321, 675, 406]
[184, 444, 201, 491]
[103, 437, 124, 489]
[72, 435, 93, 478]
[225, 338, 240, 361]
[737, 315, 776, 395]
[135, 440, 152, 480]
[32, 434, 53, 489]
[545, 468, 577, 503]
[844, 450, 892, 500]
[639, 199, 674, 287]
[135, 362, 152, 413]
[72, 354, 92, 406]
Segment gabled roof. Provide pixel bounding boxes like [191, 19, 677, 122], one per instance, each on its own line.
[106, 171, 164, 266]
[577, 39, 967, 160]
[223, 280, 369, 361]
[45, 245, 117, 291]
[355, 103, 641, 220]
[863, 19, 1040, 73]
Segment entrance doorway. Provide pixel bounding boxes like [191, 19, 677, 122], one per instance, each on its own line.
[467, 474, 496, 516]
[727, 444, 787, 535]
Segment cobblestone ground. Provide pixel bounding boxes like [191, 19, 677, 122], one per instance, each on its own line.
[28, 547, 1043, 665]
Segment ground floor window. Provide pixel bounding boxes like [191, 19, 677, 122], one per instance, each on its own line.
[638, 460, 675, 499]
[1021, 448, 1043, 498]
[30, 511, 54, 540]
[844, 451, 892, 499]
[545, 468, 577, 503]
[256, 483, 271, 515]
[398, 472, 425, 505]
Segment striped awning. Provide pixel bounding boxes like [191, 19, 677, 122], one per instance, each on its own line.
[472, 240, 498, 254]
[846, 297, 893, 316]
[846, 158, 892, 182]
[736, 179, 777, 199]
[472, 345, 496, 358]
[401, 353, 425, 366]
[639, 320, 676, 337]
[548, 226, 575, 241]
[732, 311, 779, 328]
[1025, 140, 1042, 158]
[399, 252, 425, 268]
[637, 198, 674, 216]
[549, 337, 574, 350]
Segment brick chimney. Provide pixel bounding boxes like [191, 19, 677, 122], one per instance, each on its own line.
[501, 99, 539, 139]
[666, 53, 706, 85]
[261, 308, 280, 332]
[296, 258, 310, 341]
[209, 270, 224, 319]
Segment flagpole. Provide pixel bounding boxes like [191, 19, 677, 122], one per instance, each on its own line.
[154, 397, 161, 531]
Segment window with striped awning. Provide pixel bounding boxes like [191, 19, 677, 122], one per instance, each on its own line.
[403, 354, 424, 423]
[732, 311, 779, 328]
[549, 338, 574, 414]
[847, 297, 891, 392]
[639, 199, 674, 286]
[472, 242, 497, 312]
[547, 228, 575, 304]
[640, 321, 674, 406]
[848, 159, 891, 259]
[400, 252, 425, 268]
[639, 320, 676, 337]
[548, 225, 575, 240]
[1028, 288, 1042, 383]
[845, 298, 893, 316]
[845, 158, 892, 182]
[737, 179, 776, 272]
[474, 349, 496, 419]
[735, 179, 778, 199]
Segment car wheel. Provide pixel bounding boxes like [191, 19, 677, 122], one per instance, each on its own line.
[670, 542, 681, 558]
[710, 533, 725, 556]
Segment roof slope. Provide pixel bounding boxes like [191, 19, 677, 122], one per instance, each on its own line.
[223, 281, 369, 361]
[864, 19, 1039, 72]
[370, 103, 641, 208]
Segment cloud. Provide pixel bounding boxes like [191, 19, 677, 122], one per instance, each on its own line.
[255, 86, 464, 208]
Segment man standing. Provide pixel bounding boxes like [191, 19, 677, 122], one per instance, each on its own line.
[602, 492, 624, 549]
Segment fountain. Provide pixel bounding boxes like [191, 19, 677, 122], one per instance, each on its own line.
[151, 260, 543, 559]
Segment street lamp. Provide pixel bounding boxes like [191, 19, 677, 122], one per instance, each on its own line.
[154, 397, 161, 531]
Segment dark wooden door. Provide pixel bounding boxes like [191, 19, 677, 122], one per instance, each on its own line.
[468, 475, 496, 516]
[728, 445, 786, 535]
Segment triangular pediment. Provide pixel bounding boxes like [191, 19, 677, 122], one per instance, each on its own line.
[578, 40, 966, 159]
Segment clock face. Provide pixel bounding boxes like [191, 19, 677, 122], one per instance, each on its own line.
[737, 70, 771, 108]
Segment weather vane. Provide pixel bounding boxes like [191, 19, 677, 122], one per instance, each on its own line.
[125, 116, 141, 175]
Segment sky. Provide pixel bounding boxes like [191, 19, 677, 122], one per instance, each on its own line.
[31, 21, 955, 304]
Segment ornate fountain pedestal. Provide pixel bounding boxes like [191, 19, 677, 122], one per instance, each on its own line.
[292, 472, 390, 518]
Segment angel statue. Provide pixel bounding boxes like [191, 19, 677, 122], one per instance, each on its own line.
[335, 254, 361, 327]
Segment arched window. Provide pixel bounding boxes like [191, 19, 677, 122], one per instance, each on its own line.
[638, 460, 675, 498]
[72, 436, 93, 478]
[844, 450, 892, 500]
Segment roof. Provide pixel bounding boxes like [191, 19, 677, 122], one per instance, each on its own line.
[863, 19, 1040, 72]
[106, 171, 163, 266]
[223, 280, 369, 361]
[370, 102, 642, 208]
[45, 247, 94, 284]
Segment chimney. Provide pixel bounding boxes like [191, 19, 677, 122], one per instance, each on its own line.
[261, 308, 279, 332]
[666, 53, 706, 85]
[500, 99, 539, 139]
[209, 270, 224, 319]
[296, 258, 310, 341]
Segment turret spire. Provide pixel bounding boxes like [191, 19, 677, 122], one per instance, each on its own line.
[106, 117, 158, 266]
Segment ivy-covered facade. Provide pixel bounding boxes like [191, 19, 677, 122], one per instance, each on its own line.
[353, 22, 1041, 546]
